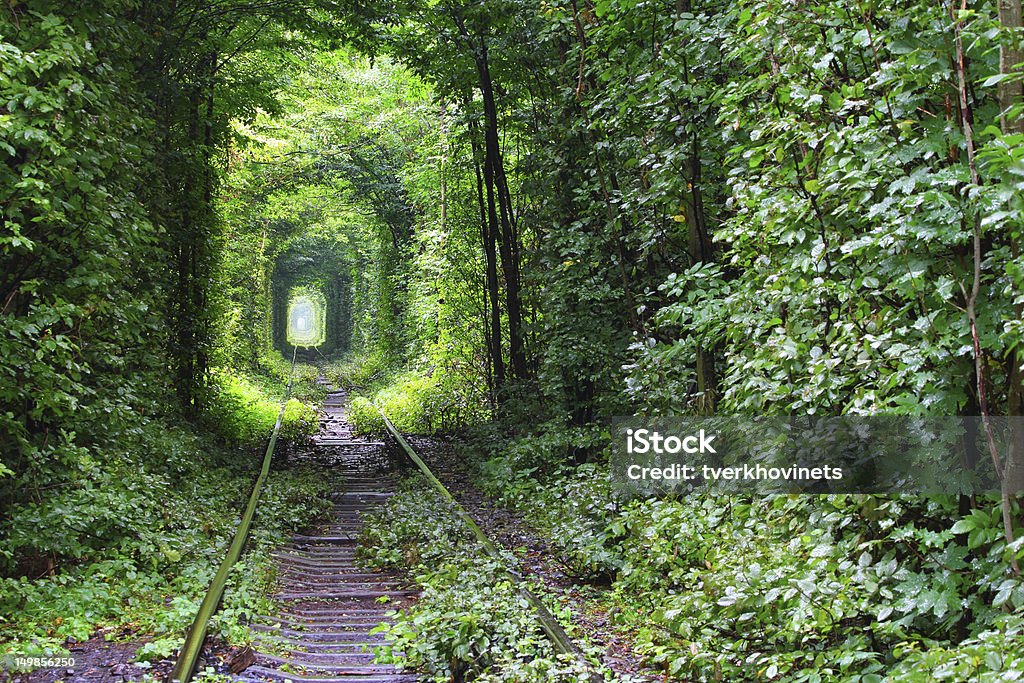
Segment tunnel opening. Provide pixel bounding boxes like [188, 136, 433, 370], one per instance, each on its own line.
[285, 289, 326, 348]
[272, 236, 353, 359]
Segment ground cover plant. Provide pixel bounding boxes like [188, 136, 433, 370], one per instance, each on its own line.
[0, 359, 328, 668]
[358, 475, 606, 682]
[469, 432, 1024, 681]
[4, 0, 1024, 681]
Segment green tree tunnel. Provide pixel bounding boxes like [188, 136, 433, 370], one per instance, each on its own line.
[4, 2, 1024, 680]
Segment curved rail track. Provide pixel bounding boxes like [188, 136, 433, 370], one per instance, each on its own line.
[169, 362, 598, 683]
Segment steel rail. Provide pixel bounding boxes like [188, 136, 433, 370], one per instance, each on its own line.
[309, 357, 601, 680]
[168, 346, 299, 683]
[371, 410, 604, 682]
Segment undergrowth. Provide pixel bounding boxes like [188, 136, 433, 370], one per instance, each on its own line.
[0, 362, 330, 671]
[468, 425, 1024, 682]
[205, 366, 319, 447]
[326, 354, 489, 435]
[357, 475, 609, 682]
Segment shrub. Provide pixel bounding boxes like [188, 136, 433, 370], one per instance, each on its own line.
[338, 354, 490, 435]
[347, 372, 436, 434]
[348, 396, 386, 434]
[205, 371, 317, 447]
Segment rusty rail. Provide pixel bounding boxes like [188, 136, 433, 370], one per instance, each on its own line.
[371, 408, 603, 682]
[168, 347, 298, 683]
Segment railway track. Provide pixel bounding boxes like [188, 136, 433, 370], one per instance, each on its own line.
[170, 363, 598, 683]
[237, 385, 417, 683]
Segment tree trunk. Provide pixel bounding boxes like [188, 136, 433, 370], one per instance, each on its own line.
[174, 82, 202, 416]
[468, 113, 505, 394]
[474, 45, 528, 382]
[954, 1, 1020, 574]
[678, 0, 717, 414]
[999, 0, 1024, 499]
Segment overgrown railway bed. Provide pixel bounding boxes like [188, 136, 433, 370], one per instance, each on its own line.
[162, 370, 602, 683]
[237, 385, 417, 683]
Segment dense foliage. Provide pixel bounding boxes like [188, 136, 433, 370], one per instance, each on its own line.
[308, 0, 1024, 469]
[472, 434, 1024, 681]
[329, 1, 1024, 678]
[5, 0, 1024, 680]
[1, 1, 333, 667]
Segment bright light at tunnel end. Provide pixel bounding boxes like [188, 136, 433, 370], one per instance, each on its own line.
[286, 291, 326, 348]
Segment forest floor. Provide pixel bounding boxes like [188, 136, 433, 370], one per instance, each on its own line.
[406, 436, 660, 682]
[5, 429, 657, 683]
[5, 637, 245, 683]
[5, 637, 153, 683]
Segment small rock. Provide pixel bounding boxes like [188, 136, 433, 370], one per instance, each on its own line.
[227, 646, 255, 674]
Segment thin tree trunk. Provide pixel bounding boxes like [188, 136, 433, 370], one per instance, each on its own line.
[953, 0, 1020, 575]
[175, 82, 202, 416]
[195, 50, 216, 413]
[469, 114, 505, 393]
[678, 0, 717, 414]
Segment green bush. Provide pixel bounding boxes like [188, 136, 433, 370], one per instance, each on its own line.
[885, 614, 1024, 682]
[348, 372, 436, 434]
[280, 398, 317, 443]
[337, 354, 490, 435]
[478, 460, 620, 582]
[205, 371, 317, 447]
[348, 396, 386, 435]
